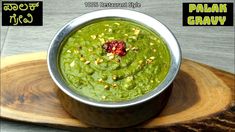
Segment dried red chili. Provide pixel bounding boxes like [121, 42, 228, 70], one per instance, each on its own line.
[102, 40, 126, 56]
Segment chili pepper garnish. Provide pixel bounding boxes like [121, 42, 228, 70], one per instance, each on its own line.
[102, 40, 127, 56]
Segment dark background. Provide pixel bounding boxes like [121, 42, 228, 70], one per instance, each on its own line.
[183, 3, 233, 26]
[2, 1, 43, 26]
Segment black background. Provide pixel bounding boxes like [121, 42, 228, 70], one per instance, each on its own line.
[183, 3, 233, 26]
[2, 1, 43, 26]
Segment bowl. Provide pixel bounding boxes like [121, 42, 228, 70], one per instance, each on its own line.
[47, 9, 181, 128]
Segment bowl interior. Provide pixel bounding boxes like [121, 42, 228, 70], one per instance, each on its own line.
[47, 9, 181, 108]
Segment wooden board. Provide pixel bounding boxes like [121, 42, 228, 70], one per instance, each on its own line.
[1, 52, 234, 131]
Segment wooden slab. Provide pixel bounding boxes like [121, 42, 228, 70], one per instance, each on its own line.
[1, 52, 234, 130]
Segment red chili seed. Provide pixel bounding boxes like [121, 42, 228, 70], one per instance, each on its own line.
[102, 40, 126, 56]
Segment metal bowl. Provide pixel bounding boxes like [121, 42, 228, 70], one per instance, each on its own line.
[47, 9, 181, 128]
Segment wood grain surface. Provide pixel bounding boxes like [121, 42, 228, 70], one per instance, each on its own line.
[1, 0, 234, 131]
[1, 52, 234, 131]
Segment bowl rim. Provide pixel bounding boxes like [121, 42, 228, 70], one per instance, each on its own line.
[47, 9, 181, 108]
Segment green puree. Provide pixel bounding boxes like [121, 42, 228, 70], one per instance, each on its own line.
[59, 20, 171, 102]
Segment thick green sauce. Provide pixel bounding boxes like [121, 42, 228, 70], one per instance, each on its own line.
[59, 20, 171, 102]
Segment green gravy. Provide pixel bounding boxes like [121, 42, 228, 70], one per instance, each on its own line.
[59, 20, 171, 102]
